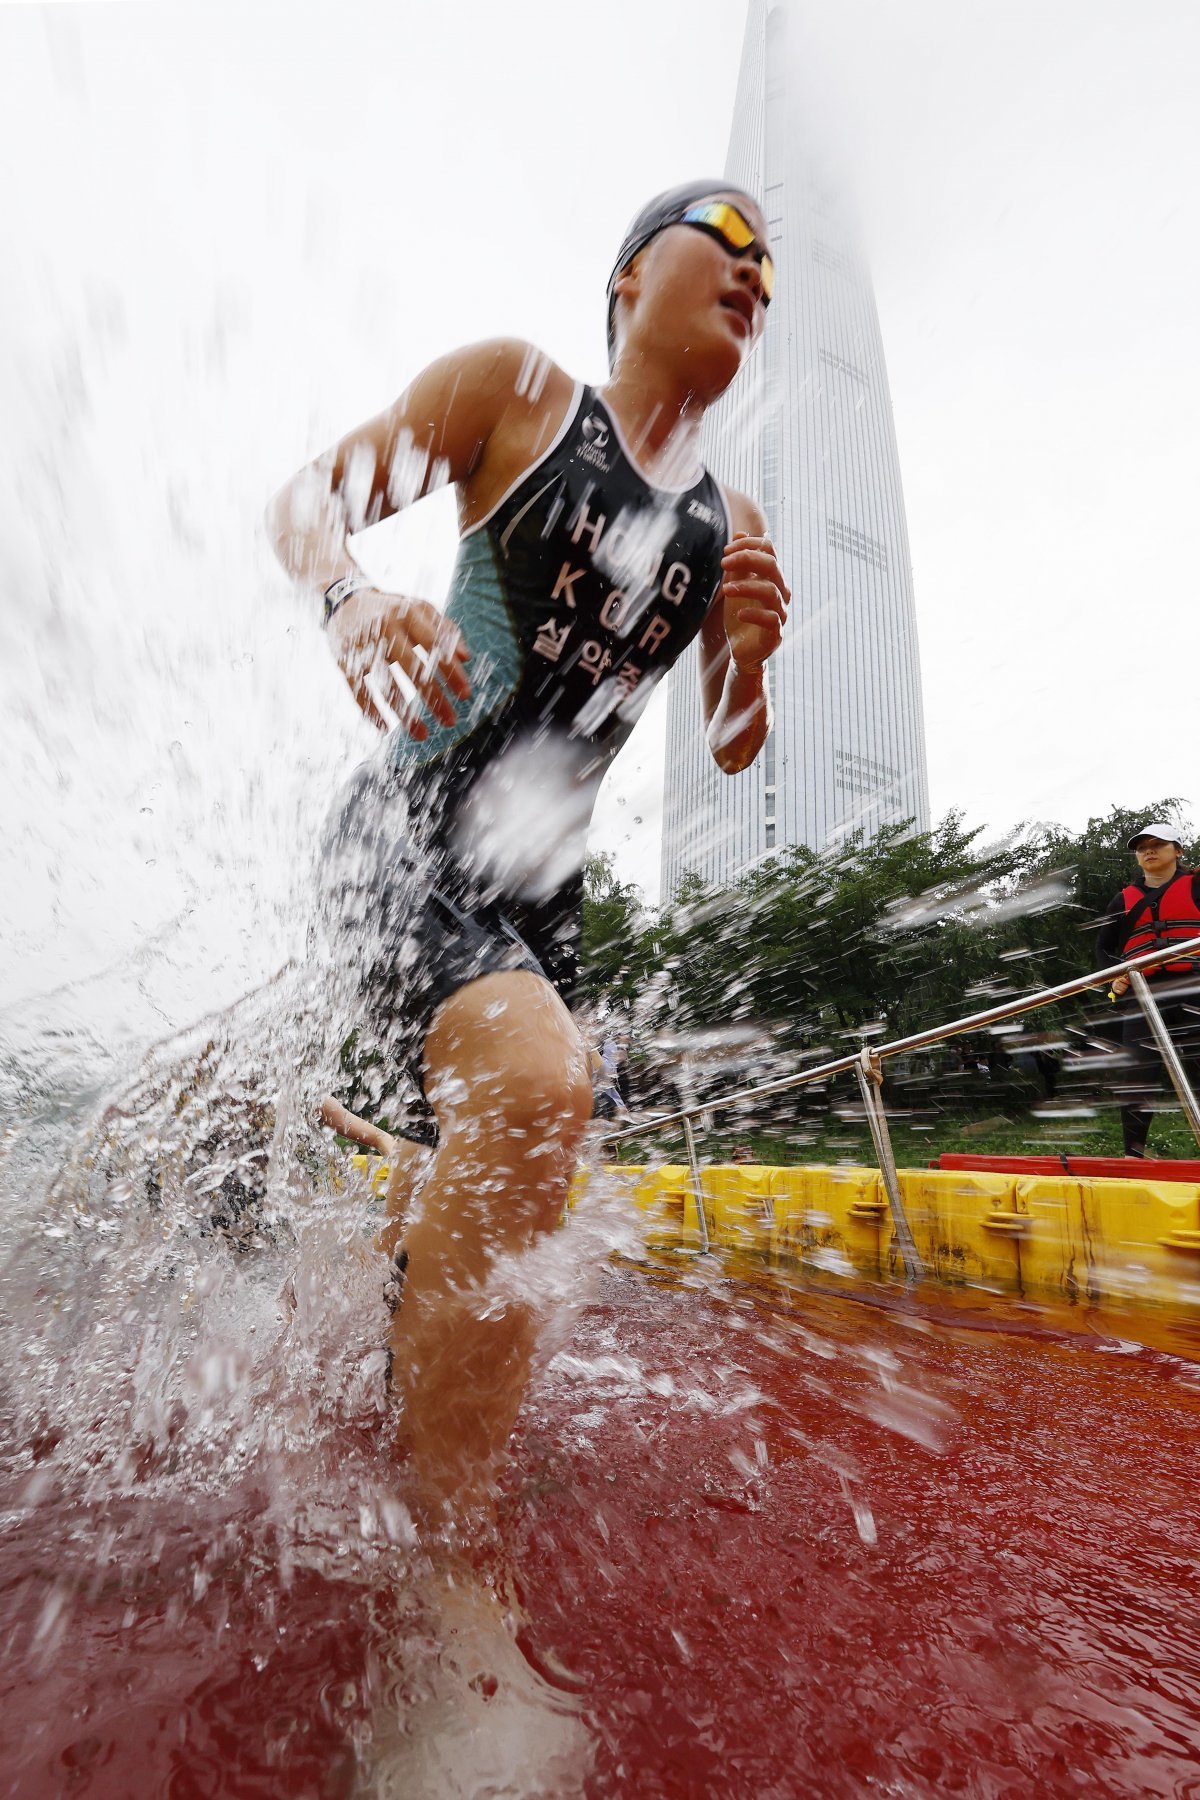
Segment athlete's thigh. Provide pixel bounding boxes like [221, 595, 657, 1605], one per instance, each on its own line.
[423, 969, 589, 1126]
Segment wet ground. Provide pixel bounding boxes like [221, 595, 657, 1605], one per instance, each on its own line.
[3, 1258, 1200, 1798]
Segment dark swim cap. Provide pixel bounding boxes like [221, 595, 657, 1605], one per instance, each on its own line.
[606, 178, 760, 364]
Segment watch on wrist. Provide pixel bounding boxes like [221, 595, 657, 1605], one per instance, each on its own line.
[323, 574, 370, 626]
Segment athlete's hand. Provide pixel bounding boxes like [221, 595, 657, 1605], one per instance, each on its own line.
[327, 588, 471, 738]
[720, 532, 790, 673]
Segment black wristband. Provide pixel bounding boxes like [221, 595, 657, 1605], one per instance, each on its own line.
[323, 574, 369, 626]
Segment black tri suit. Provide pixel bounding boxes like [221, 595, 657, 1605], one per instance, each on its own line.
[321, 382, 731, 1121]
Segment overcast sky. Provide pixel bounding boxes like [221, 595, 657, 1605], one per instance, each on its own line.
[2, 0, 1198, 1054]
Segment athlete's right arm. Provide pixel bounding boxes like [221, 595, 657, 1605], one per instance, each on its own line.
[266, 337, 543, 737]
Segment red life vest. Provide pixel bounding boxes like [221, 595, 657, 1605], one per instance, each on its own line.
[1120, 872, 1200, 975]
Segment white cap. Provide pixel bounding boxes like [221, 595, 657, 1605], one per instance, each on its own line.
[1127, 821, 1182, 850]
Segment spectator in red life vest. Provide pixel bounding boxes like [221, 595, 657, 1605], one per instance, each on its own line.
[1096, 822, 1200, 1156]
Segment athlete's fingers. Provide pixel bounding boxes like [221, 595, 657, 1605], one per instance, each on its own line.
[726, 579, 789, 616]
[723, 571, 788, 597]
[393, 602, 469, 662]
[347, 667, 392, 734]
[724, 575, 789, 610]
[392, 613, 473, 705]
[391, 695, 431, 742]
[723, 536, 785, 564]
[433, 639, 472, 702]
[373, 659, 431, 740]
[722, 552, 777, 574]
[735, 603, 785, 627]
[367, 655, 431, 738]
[376, 647, 454, 730]
[734, 607, 786, 640]
[723, 533, 777, 557]
[374, 658, 422, 727]
[407, 646, 472, 708]
[722, 545, 789, 586]
[724, 565, 788, 599]
[332, 599, 451, 737]
[407, 660, 460, 729]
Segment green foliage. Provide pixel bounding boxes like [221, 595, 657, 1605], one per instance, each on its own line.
[333, 1027, 405, 1131]
[581, 851, 659, 1010]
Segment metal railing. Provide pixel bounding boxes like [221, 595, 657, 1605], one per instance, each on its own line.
[605, 934, 1200, 1275]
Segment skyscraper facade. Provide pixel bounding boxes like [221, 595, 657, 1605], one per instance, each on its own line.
[660, 0, 929, 899]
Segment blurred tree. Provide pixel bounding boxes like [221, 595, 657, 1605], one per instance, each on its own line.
[580, 851, 658, 1012]
[648, 814, 1024, 1044]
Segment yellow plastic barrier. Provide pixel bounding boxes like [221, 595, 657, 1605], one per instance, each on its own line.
[1013, 1174, 1200, 1308]
[377, 1152, 1200, 1334]
[630, 1163, 703, 1249]
[701, 1164, 775, 1254]
[348, 1153, 390, 1198]
[570, 1161, 704, 1249]
[769, 1165, 887, 1275]
[896, 1168, 1025, 1290]
[567, 1163, 615, 1209]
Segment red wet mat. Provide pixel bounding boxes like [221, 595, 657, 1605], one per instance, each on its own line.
[514, 1270, 1200, 1796]
[935, 1152, 1200, 1181]
[4, 1267, 1200, 1798]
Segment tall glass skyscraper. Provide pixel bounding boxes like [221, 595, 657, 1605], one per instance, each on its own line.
[660, 0, 929, 899]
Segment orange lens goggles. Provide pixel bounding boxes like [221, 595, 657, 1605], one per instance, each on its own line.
[679, 202, 774, 304]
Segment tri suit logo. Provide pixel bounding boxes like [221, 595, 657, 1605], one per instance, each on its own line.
[578, 414, 612, 472]
[687, 496, 722, 531]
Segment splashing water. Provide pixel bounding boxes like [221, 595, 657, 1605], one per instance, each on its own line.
[0, 954, 616, 1796]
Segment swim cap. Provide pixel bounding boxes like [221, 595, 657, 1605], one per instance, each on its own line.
[606, 178, 760, 364]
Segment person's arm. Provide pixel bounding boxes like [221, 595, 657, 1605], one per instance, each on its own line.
[698, 489, 789, 774]
[266, 337, 547, 736]
[318, 1095, 397, 1159]
[1097, 891, 1134, 996]
[1096, 892, 1128, 969]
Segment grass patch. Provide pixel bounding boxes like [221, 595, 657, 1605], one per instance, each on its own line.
[611, 1105, 1199, 1168]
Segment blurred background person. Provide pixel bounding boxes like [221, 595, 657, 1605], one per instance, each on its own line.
[591, 1035, 630, 1123]
[1098, 822, 1200, 1157]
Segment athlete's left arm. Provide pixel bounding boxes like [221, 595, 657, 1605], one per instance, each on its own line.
[318, 1095, 398, 1159]
[699, 491, 789, 774]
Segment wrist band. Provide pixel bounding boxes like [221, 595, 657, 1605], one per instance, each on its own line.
[323, 574, 369, 625]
